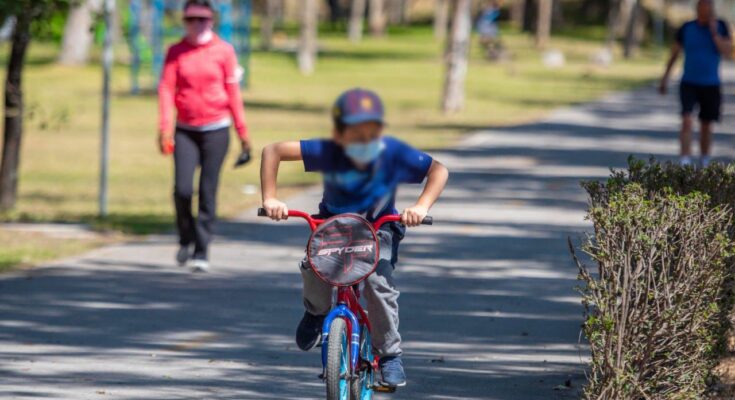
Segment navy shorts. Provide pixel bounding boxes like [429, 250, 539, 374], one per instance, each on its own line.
[680, 82, 722, 122]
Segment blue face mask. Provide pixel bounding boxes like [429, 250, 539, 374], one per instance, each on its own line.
[344, 139, 385, 165]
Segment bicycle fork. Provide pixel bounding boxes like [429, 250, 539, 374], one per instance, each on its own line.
[321, 304, 360, 376]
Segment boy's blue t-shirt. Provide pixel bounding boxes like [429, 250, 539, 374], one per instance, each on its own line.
[300, 136, 433, 221]
[676, 19, 730, 86]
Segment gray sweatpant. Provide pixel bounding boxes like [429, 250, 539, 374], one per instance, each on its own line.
[300, 228, 402, 357]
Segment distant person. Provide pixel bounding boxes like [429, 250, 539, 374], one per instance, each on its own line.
[158, 0, 251, 272]
[477, 0, 503, 61]
[659, 0, 732, 167]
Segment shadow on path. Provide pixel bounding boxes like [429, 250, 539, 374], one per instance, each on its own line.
[3, 81, 735, 399]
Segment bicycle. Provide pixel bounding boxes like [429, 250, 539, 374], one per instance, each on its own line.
[257, 208, 432, 400]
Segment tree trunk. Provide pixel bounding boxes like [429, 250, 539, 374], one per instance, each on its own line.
[511, 0, 526, 29]
[536, 0, 552, 48]
[59, 0, 100, 65]
[0, 14, 31, 211]
[605, 0, 621, 47]
[615, 0, 635, 37]
[369, 0, 386, 36]
[441, 0, 472, 114]
[349, 0, 367, 42]
[261, 0, 277, 49]
[583, 0, 612, 23]
[434, 0, 449, 40]
[110, 0, 122, 43]
[654, 0, 667, 46]
[298, 0, 318, 75]
[551, 0, 563, 27]
[387, 0, 408, 25]
[623, 0, 645, 58]
[523, 0, 537, 32]
[398, 0, 409, 25]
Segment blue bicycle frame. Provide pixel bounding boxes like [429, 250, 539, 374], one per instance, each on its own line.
[321, 301, 361, 373]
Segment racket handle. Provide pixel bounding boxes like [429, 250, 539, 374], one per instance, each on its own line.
[257, 208, 267, 217]
[421, 216, 433, 225]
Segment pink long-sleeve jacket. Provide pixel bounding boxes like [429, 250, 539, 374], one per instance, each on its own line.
[158, 35, 248, 139]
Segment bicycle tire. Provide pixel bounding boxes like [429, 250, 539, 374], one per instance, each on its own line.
[326, 318, 350, 400]
[350, 326, 374, 400]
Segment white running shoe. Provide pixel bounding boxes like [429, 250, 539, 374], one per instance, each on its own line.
[190, 259, 210, 273]
[679, 156, 693, 166]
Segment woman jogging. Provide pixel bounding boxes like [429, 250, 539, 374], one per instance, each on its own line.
[158, 0, 251, 272]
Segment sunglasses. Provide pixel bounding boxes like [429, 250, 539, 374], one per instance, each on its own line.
[184, 16, 211, 23]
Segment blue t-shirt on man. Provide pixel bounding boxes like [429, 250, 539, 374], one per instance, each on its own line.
[300, 136, 433, 221]
[677, 19, 730, 86]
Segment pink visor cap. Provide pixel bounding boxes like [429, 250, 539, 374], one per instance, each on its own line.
[183, 5, 214, 19]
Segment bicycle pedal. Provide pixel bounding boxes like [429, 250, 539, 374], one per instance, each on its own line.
[374, 385, 397, 393]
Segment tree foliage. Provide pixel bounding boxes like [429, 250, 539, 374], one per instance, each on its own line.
[0, 0, 71, 27]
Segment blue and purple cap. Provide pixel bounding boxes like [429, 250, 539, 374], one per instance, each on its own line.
[332, 88, 385, 126]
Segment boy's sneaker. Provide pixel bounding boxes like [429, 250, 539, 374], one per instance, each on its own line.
[679, 156, 693, 166]
[190, 259, 210, 273]
[296, 311, 324, 351]
[379, 356, 406, 387]
[176, 246, 190, 266]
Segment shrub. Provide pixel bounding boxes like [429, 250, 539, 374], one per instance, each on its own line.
[573, 160, 735, 400]
[585, 157, 735, 213]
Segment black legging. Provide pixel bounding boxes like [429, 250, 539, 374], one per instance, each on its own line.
[173, 127, 230, 260]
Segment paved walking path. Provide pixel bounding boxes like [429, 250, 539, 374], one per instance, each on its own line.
[2, 76, 735, 399]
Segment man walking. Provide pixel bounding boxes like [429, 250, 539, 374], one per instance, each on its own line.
[659, 0, 732, 167]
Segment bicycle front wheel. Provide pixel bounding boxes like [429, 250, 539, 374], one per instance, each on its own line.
[326, 317, 350, 400]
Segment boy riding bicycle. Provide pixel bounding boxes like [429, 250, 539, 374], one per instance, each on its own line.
[260, 88, 449, 388]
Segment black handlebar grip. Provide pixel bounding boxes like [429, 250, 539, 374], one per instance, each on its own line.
[421, 216, 433, 225]
[257, 208, 267, 217]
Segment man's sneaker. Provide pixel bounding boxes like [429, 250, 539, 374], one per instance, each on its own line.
[701, 155, 712, 168]
[176, 246, 190, 266]
[296, 312, 325, 351]
[190, 259, 210, 273]
[379, 356, 406, 387]
[679, 156, 693, 166]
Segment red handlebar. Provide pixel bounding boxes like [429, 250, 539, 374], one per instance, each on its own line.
[257, 208, 432, 231]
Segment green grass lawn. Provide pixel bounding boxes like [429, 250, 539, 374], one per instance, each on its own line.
[0, 24, 664, 267]
[0, 229, 115, 272]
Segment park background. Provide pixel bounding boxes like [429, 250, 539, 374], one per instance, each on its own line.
[0, 0, 729, 266]
[4, 1, 735, 399]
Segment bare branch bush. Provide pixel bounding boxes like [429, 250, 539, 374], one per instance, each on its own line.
[573, 159, 735, 399]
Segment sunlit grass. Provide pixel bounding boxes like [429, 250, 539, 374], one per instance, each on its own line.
[0, 229, 112, 272]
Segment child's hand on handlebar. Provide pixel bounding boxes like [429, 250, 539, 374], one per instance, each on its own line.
[401, 205, 429, 227]
[262, 198, 289, 221]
